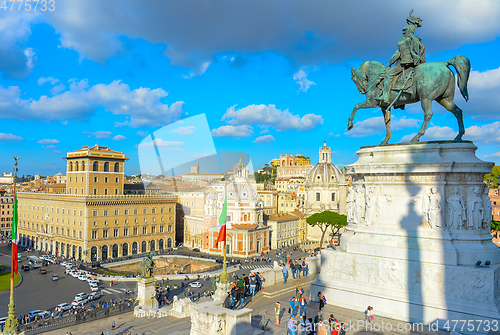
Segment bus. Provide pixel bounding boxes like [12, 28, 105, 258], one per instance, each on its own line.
[27, 256, 42, 268]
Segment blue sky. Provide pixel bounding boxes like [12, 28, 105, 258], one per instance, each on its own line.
[0, 0, 500, 176]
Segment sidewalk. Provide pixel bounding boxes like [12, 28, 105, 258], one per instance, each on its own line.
[42, 274, 450, 335]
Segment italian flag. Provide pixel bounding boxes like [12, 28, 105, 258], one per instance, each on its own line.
[11, 195, 18, 274]
[216, 194, 227, 247]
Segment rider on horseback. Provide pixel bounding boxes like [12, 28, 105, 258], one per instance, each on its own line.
[378, 10, 426, 105]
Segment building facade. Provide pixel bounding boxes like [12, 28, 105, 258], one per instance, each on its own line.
[267, 211, 307, 249]
[0, 190, 13, 237]
[275, 154, 313, 179]
[16, 145, 177, 261]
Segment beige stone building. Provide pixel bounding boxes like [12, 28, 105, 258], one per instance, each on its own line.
[0, 190, 13, 237]
[16, 145, 177, 261]
[277, 193, 298, 213]
[267, 210, 307, 249]
[275, 154, 313, 179]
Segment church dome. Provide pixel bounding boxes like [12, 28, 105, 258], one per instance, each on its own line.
[306, 162, 342, 184]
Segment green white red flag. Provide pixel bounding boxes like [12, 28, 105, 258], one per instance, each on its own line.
[11, 196, 18, 274]
[216, 194, 227, 247]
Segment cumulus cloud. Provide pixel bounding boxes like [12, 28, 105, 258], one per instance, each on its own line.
[463, 122, 500, 144]
[463, 67, 500, 120]
[392, 116, 420, 130]
[345, 117, 385, 137]
[137, 130, 149, 137]
[0, 80, 184, 127]
[86, 131, 112, 139]
[222, 104, 323, 132]
[293, 69, 316, 92]
[113, 135, 126, 141]
[33, 1, 500, 73]
[483, 151, 500, 159]
[253, 135, 275, 143]
[42, 145, 57, 149]
[38, 77, 59, 86]
[169, 126, 195, 135]
[50, 84, 66, 95]
[211, 125, 253, 138]
[0, 133, 23, 141]
[37, 139, 60, 144]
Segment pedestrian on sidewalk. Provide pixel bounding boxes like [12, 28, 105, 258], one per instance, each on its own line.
[300, 315, 308, 335]
[296, 261, 301, 278]
[282, 265, 288, 284]
[290, 261, 296, 279]
[289, 296, 297, 317]
[298, 295, 307, 317]
[230, 283, 238, 309]
[295, 281, 303, 300]
[314, 312, 323, 324]
[111, 320, 115, 329]
[287, 315, 296, 335]
[364, 306, 373, 325]
[238, 287, 245, 309]
[275, 302, 280, 325]
[316, 319, 328, 335]
[317, 291, 325, 311]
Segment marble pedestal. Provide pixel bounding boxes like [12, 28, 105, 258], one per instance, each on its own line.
[137, 277, 158, 310]
[213, 281, 232, 302]
[310, 142, 500, 334]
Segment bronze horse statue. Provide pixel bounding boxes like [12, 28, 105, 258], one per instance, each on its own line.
[348, 55, 470, 145]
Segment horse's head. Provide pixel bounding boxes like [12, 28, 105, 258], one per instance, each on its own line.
[351, 64, 368, 95]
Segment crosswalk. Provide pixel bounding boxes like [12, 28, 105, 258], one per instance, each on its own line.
[100, 287, 133, 295]
[239, 264, 273, 270]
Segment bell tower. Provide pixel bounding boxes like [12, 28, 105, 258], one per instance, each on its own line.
[319, 141, 331, 164]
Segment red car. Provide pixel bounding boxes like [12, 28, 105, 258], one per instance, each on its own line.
[39, 268, 47, 274]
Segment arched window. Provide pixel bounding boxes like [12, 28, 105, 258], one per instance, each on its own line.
[158, 239, 164, 250]
[104, 162, 109, 172]
[75, 162, 79, 172]
[68, 162, 73, 171]
[114, 163, 119, 172]
[101, 245, 108, 259]
[122, 243, 128, 256]
[141, 241, 147, 253]
[93, 161, 98, 171]
[150, 240, 155, 251]
[316, 193, 320, 201]
[91, 246, 97, 261]
[132, 242, 138, 254]
[167, 238, 172, 248]
[81, 161, 85, 171]
[331, 193, 335, 201]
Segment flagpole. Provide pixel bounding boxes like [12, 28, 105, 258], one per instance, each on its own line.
[5, 157, 20, 334]
[220, 182, 229, 283]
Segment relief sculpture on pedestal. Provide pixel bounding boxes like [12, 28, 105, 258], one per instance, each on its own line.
[446, 187, 466, 230]
[466, 186, 484, 230]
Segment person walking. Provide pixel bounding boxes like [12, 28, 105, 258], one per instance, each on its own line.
[365, 306, 374, 325]
[316, 319, 328, 335]
[296, 261, 301, 278]
[282, 265, 288, 284]
[275, 301, 281, 326]
[298, 295, 307, 318]
[314, 312, 323, 324]
[111, 320, 115, 330]
[296, 281, 303, 300]
[238, 287, 245, 309]
[230, 284, 238, 309]
[288, 315, 296, 335]
[250, 274, 257, 296]
[289, 296, 297, 317]
[290, 261, 296, 279]
[317, 291, 325, 311]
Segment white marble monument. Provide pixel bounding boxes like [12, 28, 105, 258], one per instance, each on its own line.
[310, 142, 500, 333]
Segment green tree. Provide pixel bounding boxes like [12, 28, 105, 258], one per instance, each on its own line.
[491, 220, 500, 231]
[484, 166, 500, 188]
[306, 211, 347, 250]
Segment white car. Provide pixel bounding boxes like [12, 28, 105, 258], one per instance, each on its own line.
[75, 292, 88, 300]
[87, 277, 99, 284]
[70, 271, 79, 278]
[89, 283, 99, 292]
[89, 291, 101, 300]
[78, 274, 87, 281]
[55, 303, 72, 312]
[188, 281, 202, 288]
[72, 297, 88, 307]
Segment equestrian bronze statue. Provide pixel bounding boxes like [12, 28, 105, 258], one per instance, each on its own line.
[347, 10, 470, 145]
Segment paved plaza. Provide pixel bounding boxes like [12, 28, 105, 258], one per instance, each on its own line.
[42, 275, 450, 335]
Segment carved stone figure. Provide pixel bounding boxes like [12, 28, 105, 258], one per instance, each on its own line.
[424, 187, 442, 229]
[482, 187, 493, 229]
[140, 252, 155, 278]
[353, 186, 365, 223]
[365, 187, 379, 225]
[346, 186, 355, 223]
[466, 186, 484, 229]
[447, 187, 465, 230]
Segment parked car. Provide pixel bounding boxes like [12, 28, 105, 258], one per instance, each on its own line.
[75, 292, 88, 300]
[87, 277, 99, 284]
[52, 274, 59, 281]
[39, 268, 47, 274]
[192, 248, 200, 252]
[89, 283, 99, 292]
[20, 265, 30, 271]
[188, 281, 202, 288]
[28, 310, 50, 319]
[55, 303, 72, 312]
[172, 247, 178, 251]
[78, 273, 87, 281]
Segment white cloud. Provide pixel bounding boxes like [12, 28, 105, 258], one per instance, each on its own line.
[50, 84, 66, 95]
[0, 133, 23, 141]
[345, 117, 385, 137]
[87, 131, 112, 139]
[260, 128, 270, 134]
[38, 77, 59, 86]
[138, 138, 184, 148]
[42, 145, 57, 149]
[392, 116, 420, 130]
[464, 67, 500, 120]
[253, 135, 275, 143]
[463, 122, 500, 144]
[37, 139, 60, 144]
[222, 104, 323, 132]
[137, 130, 148, 137]
[293, 69, 316, 93]
[483, 151, 500, 159]
[169, 126, 195, 135]
[328, 132, 340, 137]
[113, 135, 126, 141]
[211, 125, 253, 138]
[0, 80, 184, 127]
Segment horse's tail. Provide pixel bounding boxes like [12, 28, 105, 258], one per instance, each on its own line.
[445, 55, 470, 102]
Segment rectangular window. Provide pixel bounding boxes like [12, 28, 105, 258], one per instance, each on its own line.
[169, 207, 172, 213]
[104, 188, 108, 195]
[160, 207, 164, 214]
[124, 209, 129, 215]
[143, 208, 147, 214]
[56, 228, 59, 235]
[133, 227, 138, 235]
[105, 177, 108, 183]
[113, 228, 118, 237]
[115, 177, 118, 183]
[142, 226, 147, 234]
[80, 210, 83, 216]
[115, 188, 118, 195]
[159, 225, 164, 233]
[103, 230, 108, 238]
[92, 230, 98, 239]
[103, 210, 108, 216]
[114, 209, 119, 216]
[152, 208, 156, 214]
[134, 208, 138, 215]
[151, 226, 156, 234]
[123, 228, 128, 236]
[93, 188, 97, 195]
[94, 177, 98, 183]
[79, 231, 82, 239]
[331, 193, 335, 201]
[168, 225, 172, 232]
